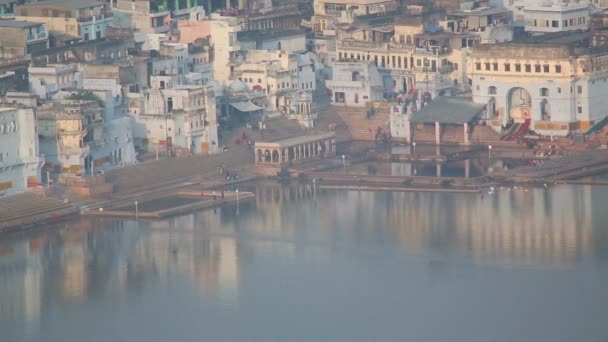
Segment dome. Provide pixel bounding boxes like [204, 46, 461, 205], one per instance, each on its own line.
[228, 79, 248, 93]
[207, 80, 224, 95]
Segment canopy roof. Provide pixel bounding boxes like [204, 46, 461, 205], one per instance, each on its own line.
[230, 101, 263, 112]
[410, 97, 484, 125]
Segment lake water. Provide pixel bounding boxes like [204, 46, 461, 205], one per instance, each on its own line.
[1, 183, 608, 342]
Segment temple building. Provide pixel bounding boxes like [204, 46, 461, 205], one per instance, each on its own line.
[469, 28, 608, 136]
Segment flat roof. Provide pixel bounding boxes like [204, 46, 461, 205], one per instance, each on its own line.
[20, 0, 105, 9]
[410, 97, 484, 125]
[449, 7, 511, 17]
[257, 132, 335, 148]
[0, 19, 42, 28]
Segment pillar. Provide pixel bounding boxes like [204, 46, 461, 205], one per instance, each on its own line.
[324, 140, 330, 157]
[436, 163, 442, 178]
[465, 159, 470, 179]
[464, 123, 469, 145]
[226, 0, 230, 9]
[405, 121, 412, 144]
[435, 121, 441, 145]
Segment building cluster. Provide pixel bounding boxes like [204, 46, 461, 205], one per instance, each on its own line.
[2, 0, 608, 195]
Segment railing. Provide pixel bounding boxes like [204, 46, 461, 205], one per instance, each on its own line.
[77, 12, 113, 22]
[0, 57, 29, 67]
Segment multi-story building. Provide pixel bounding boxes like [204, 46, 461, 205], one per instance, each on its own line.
[128, 75, 219, 155]
[335, 16, 478, 102]
[469, 29, 608, 136]
[504, 0, 591, 35]
[29, 63, 83, 100]
[15, 0, 113, 42]
[113, 0, 206, 35]
[37, 99, 105, 174]
[326, 60, 384, 106]
[312, 0, 399, 36]
[0, 20, 49, 59]
[0, 105, 42, 196]
[441, 5, 513, 44]
[232, 50, 316, 113]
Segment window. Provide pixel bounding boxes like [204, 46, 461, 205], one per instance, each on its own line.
[515, 64, 521, 72]
[475, 62, 481, 71]
[535, 64, 541, 73]
[555, 65, 562, 73]
[258, 79, 262, 83]
[540, 88, 549, 97]
[485, 62, 491, 71]
[552, 20, 559, 28]
[492, 63, 498, 71]
[557, 87, 562, 94]
[578, 106, 583, 114]
[577, 85, 583, 94]
[525, 64, 531, 72]
[488, 86, 497, 95]
[543, 64, 550, 73]
[504, 63, 511, 72]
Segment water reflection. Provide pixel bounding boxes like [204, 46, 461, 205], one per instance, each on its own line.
[0, 183, 607, 341]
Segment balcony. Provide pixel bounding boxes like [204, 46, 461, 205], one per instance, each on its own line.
[77, 12, 113, 23]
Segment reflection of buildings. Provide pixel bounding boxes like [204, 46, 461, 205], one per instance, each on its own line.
[386, 185, 594, 266]
[0, 239, 43, 327]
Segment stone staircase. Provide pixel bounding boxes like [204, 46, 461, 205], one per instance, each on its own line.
[0, 192, 79, 232]
[106, 144, 253, 194]
[411, 125, 436, 144]
[329, 106, 391, 141]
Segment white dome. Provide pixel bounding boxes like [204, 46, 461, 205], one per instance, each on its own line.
[229, 79, 248, 92]
[207, 80, 223, 95]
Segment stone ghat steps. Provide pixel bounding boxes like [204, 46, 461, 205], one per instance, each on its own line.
[334, 107, 391, 141]
[107, 145, 253, 194]
[0, 192, 78, 231]
[316, 109, 351, 143]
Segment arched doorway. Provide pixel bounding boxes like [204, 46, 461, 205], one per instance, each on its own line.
[541, 99, 551, 121]
[272, 150, 280, 163]
[488, 97, 496, 119]
[264, 149, 271, 163]
[507, 87, 532, 123]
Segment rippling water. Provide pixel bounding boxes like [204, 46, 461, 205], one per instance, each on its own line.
[1, 183, 607, 342]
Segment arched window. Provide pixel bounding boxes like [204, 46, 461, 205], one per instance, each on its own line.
[488, 86, 497, 95]
[352, 71, 361, 81]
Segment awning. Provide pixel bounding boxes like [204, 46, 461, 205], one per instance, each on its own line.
[230, 101, 263, 112]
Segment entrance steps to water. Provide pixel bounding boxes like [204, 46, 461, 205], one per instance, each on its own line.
[0, 192, 79, 232]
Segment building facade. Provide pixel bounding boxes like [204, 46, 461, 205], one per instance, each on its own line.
[469, 30, 608, 136]
[0, 106, 42, 196]
[16, 0, 113, 42]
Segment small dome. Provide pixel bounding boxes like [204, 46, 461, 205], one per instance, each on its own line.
[229, 79, 248, 92]
[207, 80, 223, 95]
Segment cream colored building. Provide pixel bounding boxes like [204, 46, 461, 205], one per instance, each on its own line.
[37, 99, 105, 174]
[312, 0, 398, 36]
[335, 17, 478, 102]
[469, 30, 608, 136]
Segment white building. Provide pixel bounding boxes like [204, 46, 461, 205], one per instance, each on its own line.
[504, 0, 592, 34]
[469, 30, 608, 136]
[0, 106, 42, 196]
[129, 76, 218, 155]
[29, 64, 83, 100]
[326, 60, 384, 107]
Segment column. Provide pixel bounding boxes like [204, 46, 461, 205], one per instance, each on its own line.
[324, 140, 330, 157]
[436, 163, 442, 178]
[435, 122, 441, 145]
[464, 123, 469, 145]
[405, 120, 412, 144]
[465, 159, 470, 179]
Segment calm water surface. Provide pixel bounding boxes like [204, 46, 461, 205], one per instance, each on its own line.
[1, 183, 608, 342]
